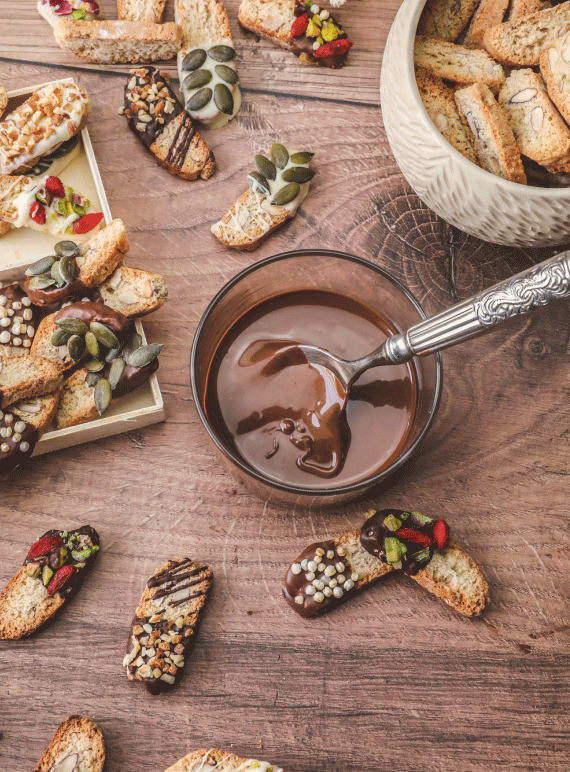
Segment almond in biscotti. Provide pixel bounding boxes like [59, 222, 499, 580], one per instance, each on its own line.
[33, 715, 105, 772]
[540, 32, 570, 127]
[499, 68, 570, 166]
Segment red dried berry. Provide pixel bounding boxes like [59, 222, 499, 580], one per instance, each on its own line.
[394, 528, 433, 547]
[27, 535, 63, 560]
[291, 13, 309, 37]
[45, 175, 66, 198]
[47, 564, 74, 596]
[29, 200, 46, 224]
[313, 38, 353, 58]
[433, 519, 450, 551]
[72, 212, 104, 234]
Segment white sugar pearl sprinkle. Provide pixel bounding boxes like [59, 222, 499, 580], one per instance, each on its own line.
[335, 562, 345, 572]
[27, 326, 35, 337]
[12, 433, 21, 443]
[1, 443, 8, 453]
[305, 585, 316, 595]
[20, 442, 30, 452]
[351, 572, 359, 581]
[307, 561, 317, 572]
[324, 565, 336, 577]
[5, 414, 13, 423]
[11, 323, 20, 335]
[310, 3, 320, 11]
[329, 578, 337, 588]
[333, 587, 343, 598]
[320, 9, 329, 18]
[314, 591, 324, 603]
[344, 579, 354, 591]
[13, 338, 22, 346]
[305, 572, 315, 581]
[0, 318, 10, 327]
[295, 595, 304, 605]
[317, 563, 325, 572]
[22, 297, 31, 307]
[291, 563, 302, 575]
[316, 547, 325, 556]
[312, 579, 324, 590]
[337, 574, 346, 583]
[326, 550, 335, 559]
[313, 41, 321, 50]
[0, 296, 6, 306]
[7, 308, 13, 316]
[12, 302, 21, 310]
[301, 559, 308, 570]
[336, 547, 345, 556]
[323, 587, 332, 597]
[0, 331, 10, 343]
[14, 422, 25, 433]
[0, 308, 6, 318]
[23, 340, 31, 348]
[23, 309, 32, 321]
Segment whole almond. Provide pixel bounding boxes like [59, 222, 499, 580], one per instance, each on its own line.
[510, 88, 538, 104]
[530, 106, 544, 132]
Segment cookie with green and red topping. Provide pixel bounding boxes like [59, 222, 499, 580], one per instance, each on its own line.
[0, 525, 100, 639]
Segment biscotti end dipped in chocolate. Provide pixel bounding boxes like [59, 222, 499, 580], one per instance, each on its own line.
[284, 508, 489, 619]
[0, 525, 100, 639]
[0, 392, 60, 476]
[123, 66, 215, 180]
[34, 715, 105, 772]
[165, 748, 285, 772]
[0, 283, 40, 356]
[123, 558, 213, 694]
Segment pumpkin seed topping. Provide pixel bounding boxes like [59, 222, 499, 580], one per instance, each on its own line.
[51, 260, 65, 288]
[85, 359, 105, 373]
[56, 317, 88, 335]
[128, 343, 163, 368]
[248, 171, 271, 197]
[51, 328, 71, 347]
[182, 69, 213, 91]
[85, 331, 100, 359]
[67, 334, 85, 363]
[28, 274, 56, 290]
[25, 255, 56, 276]
[271, 143, 289, 169]
[186, 88, 213, 112]
[90, 321, 120, 350]
[255, 154, 277, 181]
[59, 254, 77, 283]
[207, 44, 236, 62]
[215, 64, 239, 84]
[94, 378, 112, 416]
[85, 371, 103, 387]
[272, 182, 301, 206]
[213, 83, 234, 115]
[54, 240, 79, 258]
[105, 347, 121, 363]
[281, 166, 317, 184]
[181, 48, 207, 71]
[109, 357, 126, 390]
[290, 151, 315, 164]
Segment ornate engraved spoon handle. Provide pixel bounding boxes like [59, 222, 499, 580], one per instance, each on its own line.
[386, 251, 570, 363]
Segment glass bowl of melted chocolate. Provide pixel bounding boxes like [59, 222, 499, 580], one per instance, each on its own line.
[191, 251, 442, 506]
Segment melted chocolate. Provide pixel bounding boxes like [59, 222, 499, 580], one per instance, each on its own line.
[0, 409, 38, 475]
[111, 358, 159, 399]
[165, 114, 196, 170]
[291, 0, 351, 69]
[25, 276, 89, 307]
[124, 67, 182, 148]
[360, 508, 437, 575]
[205, 290, 418, 489]
[55, 301, 129, 335]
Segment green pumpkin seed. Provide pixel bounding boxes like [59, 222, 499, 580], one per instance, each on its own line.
[181, 48, 207, 71]
[85, 331, 99, 359]
[280, 166, 316, 184]
[254, 154, 277, 181]
[51, 328, 71, 347]
[85, 371, 103, 387]
[271, 143, 289, 169]
[271, 182, 301, 206]
[59, 254, 76, 283]
[182, 68, 213, 91]
[90, 321, 120, 350]
[213, 83, 234, 115]
[54, 239, 79, 258]
[108, 357, 126, 390]
[128, 343, 163, 368]
[215, 64, 239, 84]
[186, 87, 213, 112]
[56, 317, 88, 335]
[94, 378, 112, 416]
[28, 274, 56, 290]
[123, 333, 142, 360]
[247, 171, 271, 196]
[85, 359, 105, 372]
[67, 334, 85, 363]
[105, 347, 121, 363]
[25, 255, 56, 276]
[290, 151, 315, 165]
[207, 44, 236, 62]
[51, 260, 65, 288]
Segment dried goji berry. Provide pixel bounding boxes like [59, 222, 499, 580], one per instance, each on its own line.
[313, 39, 353, 58]
[72, 212, 104, 234]
[29, 201, 46, 224]
[394, 528, 433, 547]
[47, 564, 74, 596]
[27, 535, 63, 560]
[45, 176, 66, 198]
[291, 13, 309, 38]
[433, 519, 450, 551]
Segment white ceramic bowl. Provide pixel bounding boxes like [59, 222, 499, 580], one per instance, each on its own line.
[381, 0, 570, 247]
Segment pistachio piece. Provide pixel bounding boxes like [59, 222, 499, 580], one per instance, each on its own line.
[54, 240, 79, 258]
[290, 151, 314, 164]
[90, 321, 120, 350]
[25, 255, 56, 276]
[410, 511, 434, 527]
[56, 317, 88, 335]
[247, 171, 271, 196]
[67, 334, 85, 363]
[181, 48, 207, 71]
[213, 83, 234, 115]
[27, 563, 41, 578]
[51, 328, 72, 347]
[85, 371, 103, 387]
[59, 254, 77, 283]
[71, 547, 92, 562]
[51, 260, 65, 288]
[254, 154, 277, 181]
[42, 565, 53, 586]
[281, 166, 316, 184]
[271, 182, 300, 206]
[383, 514, 402, 532]
[128, 343, 163, 368]
[385, 536, 407, 564]
[85, 331, 100, 359]
[109, 357, 126, 390]
[182, 69, 213, 91]
[207, 44, 236, 62]
[413, 547, 431, 564]
[28, 274, 56, 289]
[94, 378, 112, 416]
[215, 64, 239, 84]
[85, 359, 105, 372]
[186, 87, 213, 112]
[271, 143, 289, 169]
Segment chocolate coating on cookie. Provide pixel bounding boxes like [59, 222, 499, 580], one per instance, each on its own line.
[360, 509, 437, 576]
[0, 410, 38, 475]
[25, 276, 89, 307]
[0, 285, 38, 351]
[54, 301, 129, 334]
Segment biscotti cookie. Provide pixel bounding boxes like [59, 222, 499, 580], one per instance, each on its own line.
[238, 0, 353, 68]
[54, 19, 182, 64]
[484, 3, 570, 66]
[95, 265, 168, 317]
[499, 68, 570, 165]
[34, 715, 105, 772]
[165, 749, 285, 772]
[176, 0, 242, 128]
[123, 67, 215, 181]
[24, 221, 129, 307]
[283, 508, 489, 619]
[0, 80, 90, 176]
[0, 353, 63, 409]
[0, 526, 99, 638]
[455, 83, 527, 182]
[0, 174, 103, 241]
[464, 0, 510, 49]
[212, 144, 315, 250]
[417, 0, 480, 41]
[416, 68, 478, 164]
[0, 86, 7, 119]
[0, 392, 60, 475]
[0, 284, 40, 356]
[414, 36, 506, 92]
[540, 32, 570, 126]
[38, 0, 102, 28]
[123, 558, 213, 694]
[118, 0, 166, 22]
[508, 0, 547, 20]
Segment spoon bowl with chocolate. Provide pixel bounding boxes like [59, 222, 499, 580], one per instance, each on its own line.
[191, 250, 442, 507]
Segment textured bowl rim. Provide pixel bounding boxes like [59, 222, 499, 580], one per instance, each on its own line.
[401, 0, 570, 199]
[190, 249, 443, 498]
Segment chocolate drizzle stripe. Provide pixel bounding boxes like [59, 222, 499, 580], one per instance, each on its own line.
[169, 588, 208, 607]
[151, 575, 208, 601]
[147, 561, 205, 588]
[165, 115, 196, 170]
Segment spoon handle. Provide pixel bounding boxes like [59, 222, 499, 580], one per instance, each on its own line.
[385, 250, 570, 363]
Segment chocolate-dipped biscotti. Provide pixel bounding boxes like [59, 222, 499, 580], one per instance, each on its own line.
[284, 508, 489, 619]
[124, 558, 213, 694]
[33, 715, 105, 772]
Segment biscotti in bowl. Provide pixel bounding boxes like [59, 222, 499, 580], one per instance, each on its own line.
[381, 0, 570, 246]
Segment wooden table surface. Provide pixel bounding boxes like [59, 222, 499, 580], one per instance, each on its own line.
[1, 2, 570, 771]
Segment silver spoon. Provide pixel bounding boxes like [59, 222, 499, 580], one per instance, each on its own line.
[298, 249, 570, 391]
